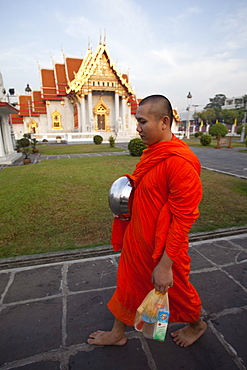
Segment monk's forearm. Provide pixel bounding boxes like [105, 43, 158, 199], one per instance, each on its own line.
[159, 250, 174, 270]
[152, 251, 174, 293]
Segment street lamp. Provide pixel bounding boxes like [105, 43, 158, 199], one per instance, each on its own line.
[186, 92, 192, 139]
[25, 84, 32, 135]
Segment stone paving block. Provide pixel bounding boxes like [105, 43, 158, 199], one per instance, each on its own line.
[0, 271, 10, 297]
[67, 258, 117, 292]
[147, 324, 239, 370]
[66, 289, 114, 346]
[189, 246, 214, 270]
[223, 262, 247, 288]
[0, 298, 62, 365]
[3, 265, 62, 303]
[69, 339, 149, 370]
[19, 361, 60, 369]
[193, 241, 243, 265]
[190, 270, 247, 314]
[211, 310, 247, 366]
[229, 237, 247, 249]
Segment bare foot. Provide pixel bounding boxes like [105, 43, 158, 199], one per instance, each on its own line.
[87, 330, 128, 346]
[170, 320, 207, 347]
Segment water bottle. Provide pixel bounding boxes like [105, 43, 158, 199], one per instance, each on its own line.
[134, 289, 170, 341]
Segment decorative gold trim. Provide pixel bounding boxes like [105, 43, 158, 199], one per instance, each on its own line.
[51, 110, 62, 130]
[67, 43, 135, 100]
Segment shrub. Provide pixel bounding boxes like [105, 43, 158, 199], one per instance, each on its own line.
[93, 135, 103, 145]
[128, 138, 147, 156]
[18, 137, 31, 158]
[200, 134, 212, 146]
[18, 137, 30, 148]
[195, 131, 203, 138]
[42, 139, 48, 143]
[23, 133, 31, 139]
[108, 135, 115, 147]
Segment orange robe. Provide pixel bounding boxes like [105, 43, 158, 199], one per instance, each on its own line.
[108, 135, 203, 325]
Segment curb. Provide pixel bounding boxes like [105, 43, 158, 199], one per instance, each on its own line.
[0, 226, 246, 270]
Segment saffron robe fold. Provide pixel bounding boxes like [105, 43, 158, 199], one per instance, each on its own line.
[108, 135, 203, 325]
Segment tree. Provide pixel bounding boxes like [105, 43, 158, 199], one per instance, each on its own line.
[197, 108, 216, 125]
[209, 123, 228, 138]
[221, 109, 244, 126]
[204, 94, 227, 110]
[209, 122, 228, 149]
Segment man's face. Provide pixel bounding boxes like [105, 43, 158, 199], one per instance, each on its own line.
[136, 103, 165, 146]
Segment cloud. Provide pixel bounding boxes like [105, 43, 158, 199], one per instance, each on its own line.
[213, 3, 247, 53]
[188, 7, 201, 14]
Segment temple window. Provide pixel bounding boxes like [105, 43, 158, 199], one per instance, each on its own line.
[52, 110, 62, 129]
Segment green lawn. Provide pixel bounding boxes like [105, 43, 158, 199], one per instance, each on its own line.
[0, 155, 247, 259]
[37, 143, 125, 155]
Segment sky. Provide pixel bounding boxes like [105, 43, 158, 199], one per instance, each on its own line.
[1, 0, 247, 112]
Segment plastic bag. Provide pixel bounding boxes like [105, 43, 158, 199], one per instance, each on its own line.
[134, 289, 170, 341]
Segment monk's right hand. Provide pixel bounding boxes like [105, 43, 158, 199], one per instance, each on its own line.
[152, 264, 173, 294]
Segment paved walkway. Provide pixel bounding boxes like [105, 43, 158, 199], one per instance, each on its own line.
[0, 231, 246, 369]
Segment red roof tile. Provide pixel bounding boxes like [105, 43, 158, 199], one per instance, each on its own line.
[54, 64, 68, 95]
[65, 57, 83, 81]
[11, 113, 23, 124]
[128, 95, 138, 115]
[19, 95, 32, 116]
[41, 69, 60, 100]
[33, 91, 47, 114]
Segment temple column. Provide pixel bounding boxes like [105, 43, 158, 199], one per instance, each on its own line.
[80, 95, 86, 132]
[2, 117, 14, 154]
[0, 120, 5, 156]
[88, 91, 93, 131]
[122, 97, 126, 132]
[115, 91, 119, 134]
[128, 103, 131, 133]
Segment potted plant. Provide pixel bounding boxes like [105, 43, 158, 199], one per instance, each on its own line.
[31, 138, 39, 153]
[18, 137, 31, 165]
[108, 135, 116, 147]
[56, 135, 62, 143]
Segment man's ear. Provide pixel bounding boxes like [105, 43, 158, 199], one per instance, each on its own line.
[162, 116, 170, 129]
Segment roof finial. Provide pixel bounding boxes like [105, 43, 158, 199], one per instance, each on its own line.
[61, 45, 66, 60]
[50, 54, 55, 66]
[99, 30, 102, 45]
[103, 29, 106, 46]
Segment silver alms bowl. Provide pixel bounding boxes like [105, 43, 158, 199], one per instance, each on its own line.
[108, 176, 133, 217]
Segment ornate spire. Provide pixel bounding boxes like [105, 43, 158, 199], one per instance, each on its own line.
[103, 29, 106, 46]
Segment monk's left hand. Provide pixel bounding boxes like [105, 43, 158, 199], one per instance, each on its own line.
[152, 263, 173, 294]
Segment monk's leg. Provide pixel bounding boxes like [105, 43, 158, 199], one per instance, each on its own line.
[170, 318, 207, 347]
[87, 318, 127, 346]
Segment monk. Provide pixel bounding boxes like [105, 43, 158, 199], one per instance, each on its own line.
[88, 94, 207, 348]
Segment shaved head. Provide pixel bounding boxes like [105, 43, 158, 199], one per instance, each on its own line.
[139, 95, 173, 127]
